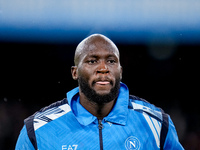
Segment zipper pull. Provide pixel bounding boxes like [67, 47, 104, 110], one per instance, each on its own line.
[98, 119, 103, 129]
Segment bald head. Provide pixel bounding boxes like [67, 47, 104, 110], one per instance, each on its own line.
[74, 34, 119, 66]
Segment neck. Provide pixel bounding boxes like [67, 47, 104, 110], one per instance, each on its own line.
[79, 92, 116, 120]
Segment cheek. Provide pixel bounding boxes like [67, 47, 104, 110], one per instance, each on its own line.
[78, 66, 94, 83]
[111, 67, 122, 79]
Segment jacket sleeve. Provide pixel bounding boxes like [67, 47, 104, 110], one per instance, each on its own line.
[15, 125, 35, 150]
[163, 116, 184, 150]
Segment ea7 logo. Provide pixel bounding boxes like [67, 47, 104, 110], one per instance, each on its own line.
[62, 145, 78, 150]
[125, 136, 140, 150]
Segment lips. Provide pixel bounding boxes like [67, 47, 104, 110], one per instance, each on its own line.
[96, 81, 110, 85]
[93, 77, 113, 86]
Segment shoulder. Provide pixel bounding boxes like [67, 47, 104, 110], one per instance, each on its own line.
[23, 98, 71, 150]
[129, 95, 164, 122]
[25, 98, 71, 131]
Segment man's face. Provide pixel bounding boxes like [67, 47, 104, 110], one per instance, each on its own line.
[72, 40, 122, 104]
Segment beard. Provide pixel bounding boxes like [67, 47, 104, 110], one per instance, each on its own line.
[78, 77, 121, 105]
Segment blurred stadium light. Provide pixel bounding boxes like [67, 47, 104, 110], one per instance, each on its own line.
[0, 0, 200, 44]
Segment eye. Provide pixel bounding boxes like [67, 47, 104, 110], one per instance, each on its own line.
[88, 59, 97, 64]
[107, 59, 116, 64]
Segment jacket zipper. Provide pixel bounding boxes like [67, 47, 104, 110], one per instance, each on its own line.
[98, 119, 103, 150]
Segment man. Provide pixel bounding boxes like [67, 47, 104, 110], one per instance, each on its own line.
[15, 34, 184, 150]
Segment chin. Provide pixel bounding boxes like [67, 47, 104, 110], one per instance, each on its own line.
[95, 90, 111, 96]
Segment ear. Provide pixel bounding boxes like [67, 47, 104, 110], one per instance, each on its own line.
[120, 66, 123, 80]
[71, 66, 78, 80]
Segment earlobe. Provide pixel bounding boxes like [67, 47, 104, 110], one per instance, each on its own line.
[71, 66, 78, 80]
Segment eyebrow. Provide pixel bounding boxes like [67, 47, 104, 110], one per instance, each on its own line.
[87, 54, 98, 58]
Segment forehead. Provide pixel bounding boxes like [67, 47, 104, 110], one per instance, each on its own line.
[81, 41, 119, 60]
[85, 42, 119, 57]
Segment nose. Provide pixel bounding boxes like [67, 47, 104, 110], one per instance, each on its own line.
[97, 61, 109, 74]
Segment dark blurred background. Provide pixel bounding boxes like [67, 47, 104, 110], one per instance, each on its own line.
[1, 0, 200, 149]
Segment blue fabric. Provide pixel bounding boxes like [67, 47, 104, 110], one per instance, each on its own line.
[15, 82, 184, 150]
[15, 126, 35, 150]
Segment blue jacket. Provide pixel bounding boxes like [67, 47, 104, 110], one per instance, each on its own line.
[15, 83, 184, 150]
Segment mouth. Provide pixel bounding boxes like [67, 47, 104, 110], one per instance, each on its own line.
[92, 78, 113, 86]
[95, 81, 110, 85]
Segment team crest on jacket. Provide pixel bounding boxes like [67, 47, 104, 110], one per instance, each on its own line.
[125, 136, 140, 150]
